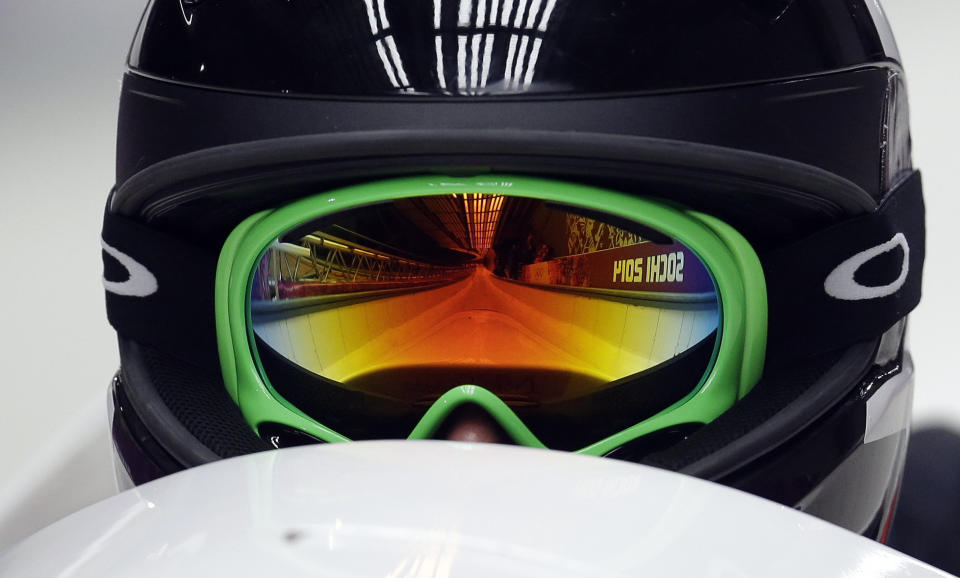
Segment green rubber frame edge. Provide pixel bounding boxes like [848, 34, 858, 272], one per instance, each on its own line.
[691, 211, 767, 398]
[214, 174, 768, 455]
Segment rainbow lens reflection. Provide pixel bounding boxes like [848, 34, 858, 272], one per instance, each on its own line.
[250, 195, 718, 410]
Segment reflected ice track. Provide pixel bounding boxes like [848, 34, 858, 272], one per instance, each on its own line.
[253, 268, 717, 400]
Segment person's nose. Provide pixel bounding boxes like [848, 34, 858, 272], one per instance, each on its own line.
[441, 405, 507, 444]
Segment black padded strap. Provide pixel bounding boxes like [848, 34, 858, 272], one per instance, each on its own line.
[761, 170, 924, 366]
[102, 212, 221, 369]
[102, 171, 924, 371]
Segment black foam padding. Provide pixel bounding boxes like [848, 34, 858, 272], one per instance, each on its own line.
[123, 339, 272, 459]
[641, 348, 849, 472]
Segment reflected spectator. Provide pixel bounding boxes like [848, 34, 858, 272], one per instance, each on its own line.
[483, 247, 497, 272]
[534, 243, 552, 263]
[519, 233, 537, 265]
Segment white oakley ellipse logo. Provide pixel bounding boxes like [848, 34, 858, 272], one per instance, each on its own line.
[824, 233, 909, 301]
[101, 238, 158, 297]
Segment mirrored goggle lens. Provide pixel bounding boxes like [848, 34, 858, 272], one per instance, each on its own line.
[249, 194, 719, 445]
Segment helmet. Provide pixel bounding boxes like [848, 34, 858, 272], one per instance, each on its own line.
[103, 0, 924, 540]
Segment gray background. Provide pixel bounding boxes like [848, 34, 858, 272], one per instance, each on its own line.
[0, 0, 957, 545]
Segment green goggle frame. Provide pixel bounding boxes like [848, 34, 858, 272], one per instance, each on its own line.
[216, 175, 767, 456]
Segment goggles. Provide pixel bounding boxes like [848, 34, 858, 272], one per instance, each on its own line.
[216, 175, 767, 455]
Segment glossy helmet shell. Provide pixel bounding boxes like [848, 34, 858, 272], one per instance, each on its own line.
[107, 0, 917, 539]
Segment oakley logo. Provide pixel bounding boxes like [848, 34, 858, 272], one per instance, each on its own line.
[824, 233, 909, 301]
[101, 239, 158, 297]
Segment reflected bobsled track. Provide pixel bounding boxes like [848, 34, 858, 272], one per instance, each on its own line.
[247, 193, 720, 442]
[254, 266, 717, 403]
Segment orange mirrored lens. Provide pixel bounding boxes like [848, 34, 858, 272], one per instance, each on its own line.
[250, 195, 718, 405]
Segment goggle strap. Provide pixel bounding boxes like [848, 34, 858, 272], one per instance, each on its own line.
[102, 171, 924, 375]
[761, 170, 924, 366]
[101, 210, 222, 370]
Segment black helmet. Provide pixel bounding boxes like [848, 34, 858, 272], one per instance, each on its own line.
[104, 0, 924, 540]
